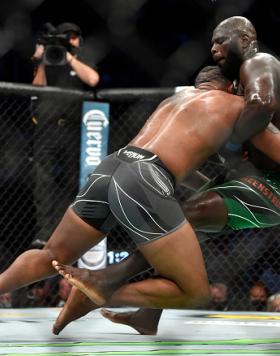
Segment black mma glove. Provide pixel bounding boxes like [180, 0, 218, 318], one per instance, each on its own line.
[219, 142, 261, 180]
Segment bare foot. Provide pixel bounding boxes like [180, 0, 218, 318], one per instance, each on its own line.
[53, 287, 97, 335]
[100, 308, 162, 335]
[52, 260, 113, 306]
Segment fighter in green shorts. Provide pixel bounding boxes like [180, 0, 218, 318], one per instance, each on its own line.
[180, 134, 280, 233]
[209, 170, 280, 230]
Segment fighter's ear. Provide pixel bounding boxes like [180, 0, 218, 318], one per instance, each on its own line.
[240, 34, 250, 49]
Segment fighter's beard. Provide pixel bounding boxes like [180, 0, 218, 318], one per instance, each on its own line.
[220, 52, 243, 82]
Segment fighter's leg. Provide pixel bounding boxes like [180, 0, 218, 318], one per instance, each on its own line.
[53, 286, 98, 335]
[123, 222, 209, 308]
[52, 250, 151, 334]
[96, 189, 224, 332]
[88, 190, 226, 332]
[53, 171, 224, 331]
[53, 221, 210, 308]
[75, 191, 226, 289]
[101, 308, 163, 335]
[0, 208, 105, 294]
[183, 191, 228, 233]
[55, 190, 226, 332]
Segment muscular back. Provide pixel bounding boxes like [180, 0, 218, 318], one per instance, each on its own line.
[131, 88, 244, 183]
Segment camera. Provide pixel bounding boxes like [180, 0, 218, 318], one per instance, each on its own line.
[37, 23, 73, 66]
[38, 33, 71, 66]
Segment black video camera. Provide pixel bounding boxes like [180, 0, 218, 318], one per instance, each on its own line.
[37, 23, 73, 66]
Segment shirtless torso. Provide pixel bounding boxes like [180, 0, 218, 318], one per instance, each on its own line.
[131, 88, 244, 182]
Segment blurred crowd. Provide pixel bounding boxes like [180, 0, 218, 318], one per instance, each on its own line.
[2, 278, 280, 312]
[0, 276, 72, 308]
[202, 280, 280, 313]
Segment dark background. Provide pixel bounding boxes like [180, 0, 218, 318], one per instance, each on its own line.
[0, 0, 279, 88]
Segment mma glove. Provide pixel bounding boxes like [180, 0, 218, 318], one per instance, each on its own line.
[219, 141, 243, 170]
[219, 142, 261, 181]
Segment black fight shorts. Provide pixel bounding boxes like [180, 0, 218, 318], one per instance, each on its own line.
[71, 146, 186, 245]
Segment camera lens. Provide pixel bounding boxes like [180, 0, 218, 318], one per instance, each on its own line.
[44, 45, 67, 65]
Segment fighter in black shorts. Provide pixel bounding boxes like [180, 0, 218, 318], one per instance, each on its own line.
[71, 146, 183, 245]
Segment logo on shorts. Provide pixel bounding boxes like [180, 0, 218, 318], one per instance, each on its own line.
[123, 149, 145, 160]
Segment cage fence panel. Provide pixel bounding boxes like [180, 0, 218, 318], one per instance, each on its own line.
[0, 84, 279, 309]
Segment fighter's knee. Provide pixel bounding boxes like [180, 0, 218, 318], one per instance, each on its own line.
[193, 287, 210, 307]
[185, 192, 224, 213]
[43, 244, 76, 264]
[42, 246, 57, 262]
[43, 241, 67, 261]
[180, 286, 210, 308]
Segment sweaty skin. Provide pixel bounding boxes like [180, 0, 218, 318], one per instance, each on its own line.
[130, 87, 244, 182]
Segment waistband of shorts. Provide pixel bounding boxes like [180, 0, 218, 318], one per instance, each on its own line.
[115, 146, 176, 187]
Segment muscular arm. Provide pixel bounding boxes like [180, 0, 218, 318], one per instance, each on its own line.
[231, 54, 277, 143]
[250, 123, 280, 163]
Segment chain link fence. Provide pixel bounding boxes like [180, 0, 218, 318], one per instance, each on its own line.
[0, 83, 279, 310]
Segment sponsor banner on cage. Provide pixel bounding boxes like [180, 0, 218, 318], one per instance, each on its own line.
[79, 102, 110, 187]
[78, 101, 110, 270]
[78, 239, 107, 270]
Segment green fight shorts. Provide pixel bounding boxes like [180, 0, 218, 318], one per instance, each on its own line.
[208, 171, 280, 230]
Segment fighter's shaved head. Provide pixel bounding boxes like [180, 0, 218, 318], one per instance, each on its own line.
[194, 66, 230, 87]
[214, 16, 257, 41]
[212, 16, 258, 79]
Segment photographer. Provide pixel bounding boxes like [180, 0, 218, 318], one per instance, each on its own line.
[31, 22, 100, 243]
[32, 22, 99, 88]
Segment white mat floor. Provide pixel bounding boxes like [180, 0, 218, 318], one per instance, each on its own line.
[0, 308, 280, 355]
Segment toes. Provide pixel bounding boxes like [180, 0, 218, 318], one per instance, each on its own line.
[52, 260, 64, 272]
[52, 325, 60, 335]
[101, 308, 112, 318]
[52, 260, 58, 268]
[100, 308, 107, 316]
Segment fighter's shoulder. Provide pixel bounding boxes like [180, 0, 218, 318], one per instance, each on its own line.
[207, 90, 242, 100]
[220, 92, 244, 106]
[204, 91, 243, 108]
[241, 53, 279, 71]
